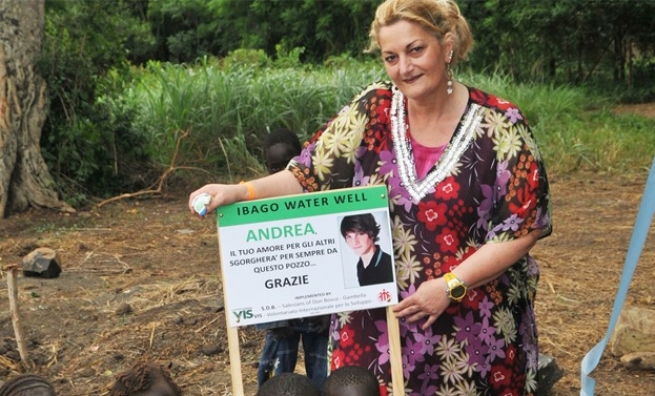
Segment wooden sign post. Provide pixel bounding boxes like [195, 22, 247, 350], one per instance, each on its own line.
[3, 264, 34, 370]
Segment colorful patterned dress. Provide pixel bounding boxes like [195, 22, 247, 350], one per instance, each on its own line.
[288, 81, 552, 396]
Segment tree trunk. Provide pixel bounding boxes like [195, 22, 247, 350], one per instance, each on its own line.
[0, 0, 73, 218]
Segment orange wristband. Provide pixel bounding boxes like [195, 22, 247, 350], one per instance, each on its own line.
[240, 181, 256, 201]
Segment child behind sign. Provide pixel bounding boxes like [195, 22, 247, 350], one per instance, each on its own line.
[256, 128, 329, 390]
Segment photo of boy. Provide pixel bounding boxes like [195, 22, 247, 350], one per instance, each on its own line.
[340, 213, 394, 287]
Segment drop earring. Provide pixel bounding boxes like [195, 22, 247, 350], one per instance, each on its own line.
[446, 50, 454, 95]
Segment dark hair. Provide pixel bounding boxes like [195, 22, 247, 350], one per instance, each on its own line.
[264, 128, 302, 153]
[0, 375, 56, 396]
[108, 361, 182, 396]
[256, 373, 321, 396]
[263, 128, 302, 174]
[323, 366, 380, 396]
[340, 214, 380, 242]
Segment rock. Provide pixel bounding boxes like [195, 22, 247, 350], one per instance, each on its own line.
[620, 351, 655, 370]
[21, 247, 62, 278]
[609, 305, 655, 357]
[537, 353, 564, 396]
[203, 299, 225, 313]
[115, 303, 133, 316]
[79, 367, 95, 378]
[201, 344, 223, 356]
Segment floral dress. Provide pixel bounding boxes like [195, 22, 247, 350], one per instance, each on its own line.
[288, 81, 552, 396]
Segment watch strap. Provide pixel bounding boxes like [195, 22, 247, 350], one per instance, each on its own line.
[444, 272, 468, 302]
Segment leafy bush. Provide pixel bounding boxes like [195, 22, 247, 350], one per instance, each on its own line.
[53, 54, 655, 204]
[40, 0, 155, 205]
[220, 49, 271, 70]
[113, 58, 385, 181]
[119, 59, 653, 178]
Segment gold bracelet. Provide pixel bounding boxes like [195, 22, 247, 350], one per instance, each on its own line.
[240, 181, 256, 201]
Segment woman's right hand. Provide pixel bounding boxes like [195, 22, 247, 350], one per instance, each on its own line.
[188, 171, 304, 217]
[187, 183, 247, 216]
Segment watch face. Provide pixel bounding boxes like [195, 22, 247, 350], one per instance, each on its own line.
[451, 285, 466, 298]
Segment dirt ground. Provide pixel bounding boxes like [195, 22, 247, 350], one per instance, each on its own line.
[1, 108, 655, 395]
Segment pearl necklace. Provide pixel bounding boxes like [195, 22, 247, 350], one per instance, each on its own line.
[390, 86, 483, 202]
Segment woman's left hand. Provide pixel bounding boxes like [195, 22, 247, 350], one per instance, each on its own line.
[393, 278, 451, 330]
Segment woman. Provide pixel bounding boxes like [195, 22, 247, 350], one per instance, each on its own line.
[189, 0, 551, 394]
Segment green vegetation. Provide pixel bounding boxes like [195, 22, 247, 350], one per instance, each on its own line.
[40, 0, 155, 205]
[105, 59, 655, 184]
[36, 0, 655, 206]
[120, 56, 387, 183]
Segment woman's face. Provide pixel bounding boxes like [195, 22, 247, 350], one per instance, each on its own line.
[377, 20, 452, 103]
[345, 231, 375, 256]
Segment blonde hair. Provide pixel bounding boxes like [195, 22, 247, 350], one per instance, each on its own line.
[368, 0, 474, 65]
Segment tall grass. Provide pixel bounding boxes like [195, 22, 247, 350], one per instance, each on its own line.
[123, 59, 386, 181]
[117, 59, 654, 181]
[463, 71, 655, 174]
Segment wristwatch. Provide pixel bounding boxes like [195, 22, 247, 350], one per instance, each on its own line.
[444, 272, 468, 302]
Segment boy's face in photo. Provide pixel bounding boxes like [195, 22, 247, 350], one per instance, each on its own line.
[344, 231, 374, 256]
[265, 143, 296, 174]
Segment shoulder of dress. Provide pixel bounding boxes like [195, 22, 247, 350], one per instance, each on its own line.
[468, 87, 529, 125]
[468, 85, 525, 119]
[352, 81, 393, 102]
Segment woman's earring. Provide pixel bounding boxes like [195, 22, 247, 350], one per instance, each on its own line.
[446, 50, 454, 95]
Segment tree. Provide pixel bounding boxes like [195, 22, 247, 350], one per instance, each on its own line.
[40, 1, 156, 204]
[0, 0, 73, 218]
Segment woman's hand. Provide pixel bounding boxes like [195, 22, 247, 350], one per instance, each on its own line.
[187, 171, 305, 218]
[393, 278, 450, 330]
[392, 229, 542, 330]
[188, 184, 246, 217]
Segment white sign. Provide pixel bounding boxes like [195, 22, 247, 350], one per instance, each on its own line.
[215, 186, 397, 327]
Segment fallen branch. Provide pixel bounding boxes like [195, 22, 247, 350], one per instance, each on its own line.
[3, 264, 35, 370]
[95, 129, 210, 208]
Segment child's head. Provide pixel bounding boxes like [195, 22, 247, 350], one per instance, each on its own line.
[256, 373, 320, 396]
[108, 361, 182, 396]
[0, 374, 56, 396]
[323, 366, 380, 396]
[264, 128, 302, 175]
